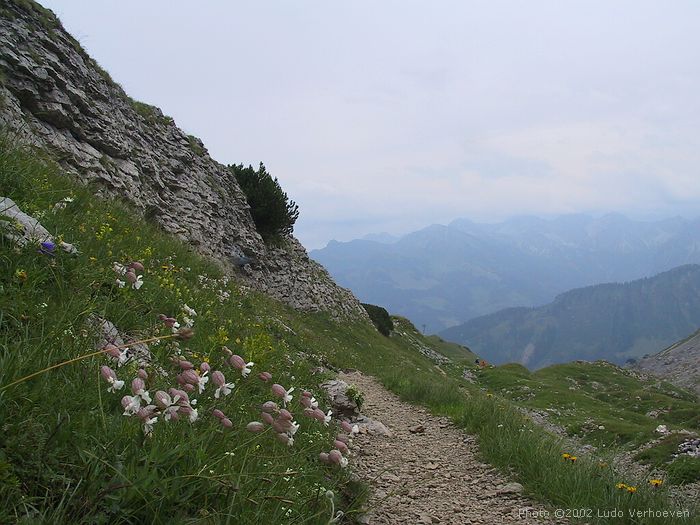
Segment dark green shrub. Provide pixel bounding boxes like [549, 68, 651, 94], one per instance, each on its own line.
[229, 162, 299, 242]
[362, 303, 393, 336]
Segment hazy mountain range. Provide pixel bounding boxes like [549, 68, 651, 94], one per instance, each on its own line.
[439, 264, 700, 369]
[311, 214, 700, 333]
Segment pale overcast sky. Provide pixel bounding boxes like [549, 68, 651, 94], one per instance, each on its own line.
[41, 1, 700, 248]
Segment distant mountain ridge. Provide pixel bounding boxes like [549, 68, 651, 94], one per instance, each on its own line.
[311, 214, 700, 333]
[439, 265, 700, 369]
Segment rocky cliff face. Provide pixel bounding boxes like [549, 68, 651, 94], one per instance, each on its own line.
[0, 0, 365, 319]
[631, 330, 700, 396]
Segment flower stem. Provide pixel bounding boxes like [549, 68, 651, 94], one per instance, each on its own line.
[1, 333, 179, 391]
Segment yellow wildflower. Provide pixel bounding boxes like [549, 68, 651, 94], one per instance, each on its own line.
[649, 479, 663, 487]
[616, 483, 627, 490]
[15, 269, 28, 282]
[569, 456, 578, 463]
[562, 453, 571, 460]
[626, 486, 637, 493]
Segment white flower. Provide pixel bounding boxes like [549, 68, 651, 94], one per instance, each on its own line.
[132, 275, 144, 290]
[115, 279, 126, 288]
[214, 381, 234, 399]
[196, 372, 209, 394]
[241, 361, 254, 378]
[323, 410, 332, 426]
[309, 396, 319, 409]
[286, 436, 294, 447]
[182, 304, 197, 317]
[288, 421, 300, 436]
[107, 378, 124, 393]
[339, 457, 348, 468]
[143, 416, 157, 435]
[122, 395, 141, 416]
[351, 424, 359, 435]
[283, 386, 294, 405]
[170, 321, 181, 333]
[113, 262, 127, 276]
[182, 316, 194, 328]
[188, 407, 199, 423]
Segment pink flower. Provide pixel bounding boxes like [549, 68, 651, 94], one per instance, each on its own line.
[303, 408, 316, 418]
[271, 384, 294, 404]
[200, 362, 211, 373]
[103, 344, 128, 366]
[246, 421, 265, 433]
[261, 412, 274, 425]
[221, 418, 233, 428]
[334, 440, 349, 454]
[100, 366, 124, 392]
[212, 409, 226, 419]
[258, 371, 272, 382]
[229, 355, 254, 377]
[279, 409, 293, 421]
[129, 261, 145, 273]
[137, 369, 148, 380]
[212, 370, 234, 398]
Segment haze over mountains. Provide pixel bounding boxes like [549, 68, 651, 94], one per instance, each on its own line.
[440, 264, 700, 369]
[311, 214, 700, 334]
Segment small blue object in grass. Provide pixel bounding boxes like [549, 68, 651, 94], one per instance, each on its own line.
[38, 241, 56, 256]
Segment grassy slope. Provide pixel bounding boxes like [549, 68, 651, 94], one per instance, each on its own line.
[0, 139, 697, 524]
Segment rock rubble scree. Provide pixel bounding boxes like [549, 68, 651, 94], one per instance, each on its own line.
[334, 372, 567, 525]
[0, 2, 366, 320]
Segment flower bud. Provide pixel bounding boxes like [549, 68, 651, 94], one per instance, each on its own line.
[212, 370, 226, 388]
[341, 421, 353, 433]
[279, 409, 293, 421]
[271, 384, 286, 399]
[129, 261, 145, 273]
[103, 344, 121, 359]
[183, 383, 195, 392]
[229, 354, 245, 370]
[258, 371, 272, 381]
[154, 390, 170, 409]
[261, 412, 274, 425]
[100, 365, 116, 381]
[328, 450, 343, 465]
[180, 369, 199, 385]
[212, 409, 225, 419]
[178, 360, 194, 370]
[138, 369, 148, 380]
[319, 452, 330, 464]
[246, 421, 265, 433]
[125, 270, 138, 284]
[131, 378, 145, 395]
[200, 362, 211, 373]
[334, 440, 349, 454]
[221, 418, 233, 428]
[261, 401, 278, 413]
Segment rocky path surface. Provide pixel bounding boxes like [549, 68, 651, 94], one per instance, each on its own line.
[340, 372, 566, 525]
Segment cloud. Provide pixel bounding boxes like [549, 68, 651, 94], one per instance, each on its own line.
[41, 0, 700, 248]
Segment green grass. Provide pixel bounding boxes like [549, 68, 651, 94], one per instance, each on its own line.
[424, 334, 478, 363]
[474, 361, 699, 448]
[0, 136, 697, 524]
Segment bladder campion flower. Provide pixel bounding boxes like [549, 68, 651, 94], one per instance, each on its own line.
[100, 366, 124, 392]
[212, 370, 234, 398]
[229, 354, 254, 377]
[271, 384, 294, 404]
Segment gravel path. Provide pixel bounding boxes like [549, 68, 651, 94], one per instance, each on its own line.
[340, 372, 566, 524]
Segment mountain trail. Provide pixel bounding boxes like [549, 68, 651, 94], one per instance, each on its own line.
[340, 372, 566, 524]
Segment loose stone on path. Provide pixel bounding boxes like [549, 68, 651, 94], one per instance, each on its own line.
[340, 372, 567, 524]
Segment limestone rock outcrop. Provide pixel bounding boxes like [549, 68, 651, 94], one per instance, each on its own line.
[0, 0, 365, 319]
